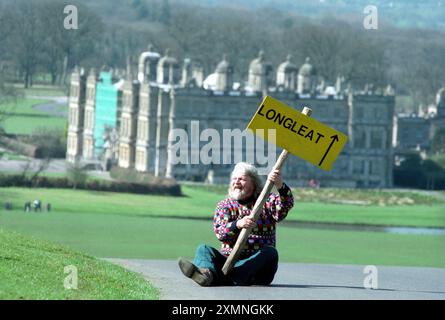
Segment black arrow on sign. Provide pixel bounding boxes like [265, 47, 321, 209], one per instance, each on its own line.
[318, 134, 339, 166]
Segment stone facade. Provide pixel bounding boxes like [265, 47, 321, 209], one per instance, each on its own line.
[394, 87, 445, 153]
[430, 88, 445, 141]
[67, 48, 398, 188]
[396, 116, 431, 151]
[66, 67, 85, 164]
[82, 69, 97, 160]
[118, 79, 140, 169]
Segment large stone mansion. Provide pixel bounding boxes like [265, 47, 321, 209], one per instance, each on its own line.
[66, 46, 397, 188]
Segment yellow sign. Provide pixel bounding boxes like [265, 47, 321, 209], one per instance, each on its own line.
[247, 96, 348, 171]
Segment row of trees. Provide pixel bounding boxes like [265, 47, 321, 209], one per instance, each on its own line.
[0, 0, 103, 87]
[394, 154, 445, 190]
[0, 0, 444, 110]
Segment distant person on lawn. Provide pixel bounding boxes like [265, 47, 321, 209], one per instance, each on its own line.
[24, 201, 31, 212]
[33, 200, 42, 212]
[178, 162, 294, 286]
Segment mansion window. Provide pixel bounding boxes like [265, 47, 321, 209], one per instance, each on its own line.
[353, 160, 365, 175]
[70, 86, 78, 98]
[366, 107, 375, 119]
[355, 107, 364, 119]
[332, 157, 349, 175]
[87, 87, 95, 101]
[124, 94, 132, 108]
[354, 130, 366, 149]
[121, 118, 128, 137]
[68, 136, 77, 151]
[120, 146, 128, 161]
[139, 98, 148, 113]
[85, 110, 91, 129]
[335, 106, 346, 119]
[137, 120, 147, 140]
[84, 138, 91, 150]
[369, 159, 382, 175]
[136, 150, 145, 166]
[374, 107, 384, 120]
[69, 108, 77, 126]
[371, 131, 383, 149]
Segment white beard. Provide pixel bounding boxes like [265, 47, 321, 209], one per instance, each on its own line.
[229, 188, 248, 201]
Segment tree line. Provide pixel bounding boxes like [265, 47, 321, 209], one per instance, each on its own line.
[0, 0, 444, 111]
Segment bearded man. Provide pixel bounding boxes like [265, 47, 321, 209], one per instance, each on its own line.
[178, 162, 294, 286]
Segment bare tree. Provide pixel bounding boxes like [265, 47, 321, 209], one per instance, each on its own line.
[6, 0, 46, 88]
[0, 75, 21, 135]
[392, 41, 445, 112]
[29, 158, 52, 185]
[0, 1, 11, 57]
[17, 157, 52, 187]
[66, 162, 88, 189]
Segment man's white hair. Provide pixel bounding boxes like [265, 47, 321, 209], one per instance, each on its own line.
[230, 162, 264, 196]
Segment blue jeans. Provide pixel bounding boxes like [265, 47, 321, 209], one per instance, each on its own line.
[192, 244, 279, 286]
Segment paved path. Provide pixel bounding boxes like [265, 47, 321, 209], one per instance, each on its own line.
[107, 259, 445, 300]
[26, 96, 68, 118]
[28, 96, 68, 118]
[0, 159, 114, 184]
[0, 159, 67, 173]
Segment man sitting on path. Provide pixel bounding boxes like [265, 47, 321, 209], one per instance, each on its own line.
[178, 162, 294, 286]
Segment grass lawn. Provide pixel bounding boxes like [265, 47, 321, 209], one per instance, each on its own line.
[0, 186, 443, 228]
[0, 98, 67, 135]
[183, 182, 443, 206]
[8, 84, 67, 98]
[24, 87, 67, 97]
[0, 150, 29, 160]
[0, 187, 444, 268]
[0, 228, 159, 299]
[0, 209, 443, 268]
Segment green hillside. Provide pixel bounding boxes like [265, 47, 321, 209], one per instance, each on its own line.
[0, 228, 159, 299]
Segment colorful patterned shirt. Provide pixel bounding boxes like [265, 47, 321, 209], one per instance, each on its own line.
[213, 183, 294, 257]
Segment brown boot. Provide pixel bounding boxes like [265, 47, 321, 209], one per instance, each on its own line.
[178, 258, 214, 287]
